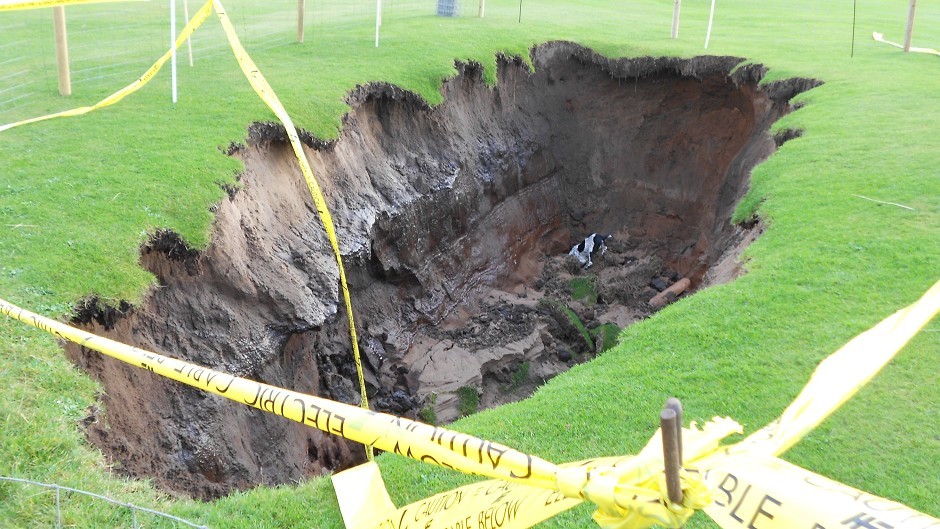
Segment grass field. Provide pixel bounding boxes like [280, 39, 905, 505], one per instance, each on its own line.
[0, 0, 938, 527]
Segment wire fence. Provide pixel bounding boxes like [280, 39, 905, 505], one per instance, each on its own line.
[0, 0, 488, 119]
[0, 476, 210, 529]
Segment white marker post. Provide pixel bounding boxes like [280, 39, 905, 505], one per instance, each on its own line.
[184, 0, 193, 65]
[170, 0, 177, 102]
[374, 0, 382, 47]
[671, 0, 680, 38]
[478, 0, 485, 18]
[704, 0, 716, 48]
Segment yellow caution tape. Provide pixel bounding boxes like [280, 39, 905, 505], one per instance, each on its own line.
[332, 462, 397, 529]
[5, 277, 936, 529]
[0, 297, 554, 488]
[0, 0, 937, 521]
[336, 419, 744, 529]
[872, 32, 940, 57]
[704, 453, 938, 529]
[0, 295, 737, 529]
[212, 0, 372, 456]
[0, 278, 937, 528]
[730, 278, 940, 457]
[336, 277, 940, 529]
[0, 0, 146, 11]
[0, 0, 212, 133]
[0, 0, 374, 460]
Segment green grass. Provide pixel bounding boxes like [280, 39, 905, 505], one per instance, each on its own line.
[569, 277, 596, 305]
[541, 298, 594, 353]
[590, 323, 621, 355]
[1, 0, 938, 528]
[418, 392, 439, 425]
[509, 360, 530, 392]
[456, 386, 480, 418]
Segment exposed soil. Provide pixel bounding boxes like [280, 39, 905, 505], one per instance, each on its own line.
[64, 41, 818, 499]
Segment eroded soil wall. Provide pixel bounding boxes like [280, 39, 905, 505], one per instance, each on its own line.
[66, 42, 818, 499]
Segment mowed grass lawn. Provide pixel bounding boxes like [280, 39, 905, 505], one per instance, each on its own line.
[0, 0, 938, 527]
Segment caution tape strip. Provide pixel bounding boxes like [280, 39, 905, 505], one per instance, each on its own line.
[0, 297, 556, 490]
[0, 0, 374, 459]
[211, 0, 373, 458]
[0, 0, 146, 11]
[733, 278, 940, 457]
[704, 453, 940, 529]
[1, 2, 939, 525]
[872, 32, 940, 56]
[0, 295, 737, 529]
[2, 278, 939, 529]
[333, 279, 940, 529]
[0, 0, 212, 133]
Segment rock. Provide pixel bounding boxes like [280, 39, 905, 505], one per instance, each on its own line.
[650, 277, 668, 292]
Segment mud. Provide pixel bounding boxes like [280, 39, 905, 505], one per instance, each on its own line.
[64, 42, 818, 499]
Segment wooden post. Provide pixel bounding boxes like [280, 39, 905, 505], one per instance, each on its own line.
[52, 5, 71, 96]
[671, 0, 680, 38]
[665, 397, 683, 464]
[903, 0, 916, 52]
[297, 0, 305, 43]
[661, 406, 684, 505]
[478, 0, 485, 18]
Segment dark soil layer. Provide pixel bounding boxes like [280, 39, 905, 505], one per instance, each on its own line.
[64, 42, 818, 499]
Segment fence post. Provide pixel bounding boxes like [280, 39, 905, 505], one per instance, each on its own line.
[704, 0, 716, 48]
[52, 5, 71, 96]
[184, 0, 194, 65]
[671, 0, 680, 38]
[297, 0, 305, 43]
[374, 0, 382, 47]
[478, 0, 485, 18]
[170, 0, 177, 103]
[903, 0, 916, 52]
[664, 397, 683, 464]
[661, 400, 683, 506]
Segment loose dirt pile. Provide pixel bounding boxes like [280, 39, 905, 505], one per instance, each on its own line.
[65, 41, 818, 499]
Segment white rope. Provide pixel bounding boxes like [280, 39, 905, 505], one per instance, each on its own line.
[0, 476, 210, 529]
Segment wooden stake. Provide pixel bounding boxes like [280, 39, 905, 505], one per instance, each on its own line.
[671, 0, 680, 39]
[903, 0, 916, 52]
[661, 406, 683, 505]
[52, 5, 71, 96]
[297, 0, 305, 43]
[665, 397, 683, 464]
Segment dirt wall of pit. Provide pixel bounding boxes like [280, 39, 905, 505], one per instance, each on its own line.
[65, 41, 818, 499]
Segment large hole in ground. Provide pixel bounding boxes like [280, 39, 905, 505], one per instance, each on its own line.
[64, 42, 819, 499]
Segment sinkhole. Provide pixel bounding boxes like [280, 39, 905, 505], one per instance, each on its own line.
[65, 42, 819, 499]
